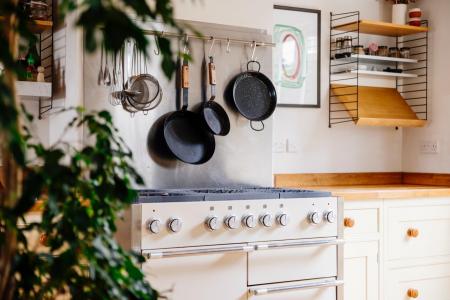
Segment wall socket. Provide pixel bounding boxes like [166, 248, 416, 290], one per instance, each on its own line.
[420, 140, 440, 154]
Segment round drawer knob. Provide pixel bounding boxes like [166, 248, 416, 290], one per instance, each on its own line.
[407, 228, 419, 238]
[407, 288, 419, 298]
[39, 233, 48, 246]
[344, 218, 355, 228]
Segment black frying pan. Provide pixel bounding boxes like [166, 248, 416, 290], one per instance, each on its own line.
[227, 60, 277, 131]
[199, 56, 230, 136]
[162, 56, 215, 165]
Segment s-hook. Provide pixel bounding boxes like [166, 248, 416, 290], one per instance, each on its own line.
[183, 34, 190, 55]
[226, 38, 231, 53]
[208, 37, 216, 58]
[250, 41, 257, 61]
[154, 32, 162, 55]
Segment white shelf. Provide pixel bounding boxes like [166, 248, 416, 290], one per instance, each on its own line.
[351, 70, 418, 78]
[16, 81, 52, 98]
[333, 54, 418, 64]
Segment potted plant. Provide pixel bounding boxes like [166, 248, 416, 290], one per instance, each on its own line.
[387, 0, 418, 25]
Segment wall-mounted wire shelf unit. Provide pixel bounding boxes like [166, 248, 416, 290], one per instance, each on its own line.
[328, 12, 429, 128]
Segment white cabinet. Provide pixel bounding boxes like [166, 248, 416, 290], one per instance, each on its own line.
[343, 200, 382, 300]
[344, 241, 379, 300]
[343, 197, 450, 300]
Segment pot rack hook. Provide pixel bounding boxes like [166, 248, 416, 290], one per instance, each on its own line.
[226, 38, 231, 53]
[250, 41, 257, 61]
[183, 34, 190, 55]
[154, 32, 162, 55]
[208, 36, 216, 58]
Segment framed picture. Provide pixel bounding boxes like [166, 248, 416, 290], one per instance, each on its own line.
[273, 6, 321, 108]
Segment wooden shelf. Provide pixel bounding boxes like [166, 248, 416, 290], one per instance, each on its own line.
[331, 84, 426, 127]
[0, 17, 52, 33]
[334, 54, 418, 64]
[16, 81, 52, 98]
[333, 20, 428, 37]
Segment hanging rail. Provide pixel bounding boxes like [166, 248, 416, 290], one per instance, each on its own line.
[142, 30, 276, 47]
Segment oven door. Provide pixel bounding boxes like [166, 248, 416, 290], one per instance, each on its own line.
[248, 278, 344, 300]
[142, 244, 250, 300]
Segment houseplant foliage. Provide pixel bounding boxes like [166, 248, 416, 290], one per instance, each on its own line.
[0, 0, 184, 299]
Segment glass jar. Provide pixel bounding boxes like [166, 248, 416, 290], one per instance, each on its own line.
[378, 46, 389, 57]
[28, 0, 48, 20]
[352, 45, 365, 55]
[342, 36, 352, 57]
[400, 47, 411, 59]
[389, 47, 400, 58]
[335, 38, 344, 59]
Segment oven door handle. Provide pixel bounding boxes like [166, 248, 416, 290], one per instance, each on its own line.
[249, 279, 344, 296]
[143, 244, 254, 259]
[254, 238, 344, 251]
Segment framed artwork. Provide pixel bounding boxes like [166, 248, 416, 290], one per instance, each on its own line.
[273, 6, 321, 108]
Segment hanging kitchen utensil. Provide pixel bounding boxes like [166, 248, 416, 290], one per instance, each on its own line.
[161, 47, 215, 164]
[199, 53, 230, 136]
[225, 42, 277, 131]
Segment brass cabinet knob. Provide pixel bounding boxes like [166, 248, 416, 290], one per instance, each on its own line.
[407, 228, 420, 238]
[39, 233, 48, 246]
[344, 217, 355, 228]
[407, 288, 419, 298]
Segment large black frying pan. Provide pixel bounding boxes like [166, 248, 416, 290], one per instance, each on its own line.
[162, 57, 215, 164]
[227, 60, 277, 131]
[199, 56, 230, 136]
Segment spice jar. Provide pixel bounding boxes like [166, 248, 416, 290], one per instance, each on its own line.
[342, 36, 352, 57]
[400, 47, 411, 59]
[334, 38, 343, 59]
[368, 42, 379, 56]
[352, 45, 365, 55]
[378, 46, 389, 57]
[389, 47, 400, 58]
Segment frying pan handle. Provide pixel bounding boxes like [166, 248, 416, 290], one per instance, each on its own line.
[247, 60, 261, 72]
[209, 56, 216, 101]
[250, 121, 264, 132]
[182, 57, 189, 110]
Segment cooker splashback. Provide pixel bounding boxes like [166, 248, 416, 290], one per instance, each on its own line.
[83, 21, 273, 188]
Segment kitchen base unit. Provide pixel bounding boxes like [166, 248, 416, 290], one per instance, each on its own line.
[123, 188, 344, 300]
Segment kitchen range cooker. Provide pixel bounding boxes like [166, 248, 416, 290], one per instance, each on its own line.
[127, 187, 343, 300]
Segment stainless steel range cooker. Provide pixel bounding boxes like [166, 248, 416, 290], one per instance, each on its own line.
[121, 188, 343, 300]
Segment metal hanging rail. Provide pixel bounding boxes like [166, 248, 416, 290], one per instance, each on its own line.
[142, 30, 276, 48]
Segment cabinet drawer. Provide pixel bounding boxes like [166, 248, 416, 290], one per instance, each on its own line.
[248, 239, 338, 285]
[387, 203, 450, 260]
[343, 207, 379, 237]
[386, 262, 450, 300]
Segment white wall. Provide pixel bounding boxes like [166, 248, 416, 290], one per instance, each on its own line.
[402, 0, 450, 173]
[174, 0, 403, 174]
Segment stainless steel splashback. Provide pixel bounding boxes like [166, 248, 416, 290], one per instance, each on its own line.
[83, 21, 273, 188]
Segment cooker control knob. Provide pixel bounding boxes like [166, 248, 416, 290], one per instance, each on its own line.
[276, 213, 289, 226]
[260, 214, 273, 227]
[242, 214, 257, 228]
[205, 216, 220, 231]
[168, 218, 182, 233]
[309, 212, 322, 225]
[224, 215, 239, 230]
[324, 211, 336, 223]
[147, 219, 161, 234]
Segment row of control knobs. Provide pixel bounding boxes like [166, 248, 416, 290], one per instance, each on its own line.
[147, 211, 335, 234]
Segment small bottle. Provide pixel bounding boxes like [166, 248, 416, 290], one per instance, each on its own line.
[37, 66, 45, 82]
[25, 41, 41, 81]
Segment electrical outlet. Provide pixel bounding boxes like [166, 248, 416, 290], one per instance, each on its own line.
[420, 140, 439, 154]
[286, 139, 298, 153]
[272, 140, 286, 153]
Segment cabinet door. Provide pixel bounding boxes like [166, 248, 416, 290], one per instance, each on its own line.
[344, 241, 379, 300]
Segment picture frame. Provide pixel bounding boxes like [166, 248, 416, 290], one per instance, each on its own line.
[273, 5, 321, 108]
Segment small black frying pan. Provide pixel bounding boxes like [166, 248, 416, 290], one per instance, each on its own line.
[199, 56, 230, 136]
[162, 56, 215, 165]
[227, 60, 277, 131]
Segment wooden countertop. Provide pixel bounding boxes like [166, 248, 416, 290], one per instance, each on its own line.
[307, 184, 450, 200]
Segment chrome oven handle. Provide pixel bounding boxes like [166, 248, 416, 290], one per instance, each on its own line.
[143, 244, 254, 259]
[255, 238, 344, 251]
[249, 279, 344, 296]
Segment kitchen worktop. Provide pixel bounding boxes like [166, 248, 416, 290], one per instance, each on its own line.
[307, 184, 450, 200]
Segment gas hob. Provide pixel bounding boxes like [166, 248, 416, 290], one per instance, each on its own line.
[136, 187, 331, 202]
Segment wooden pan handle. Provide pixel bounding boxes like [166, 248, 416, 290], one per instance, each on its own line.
[182, 64, 189, 88]
[208, 60, 216, 85]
